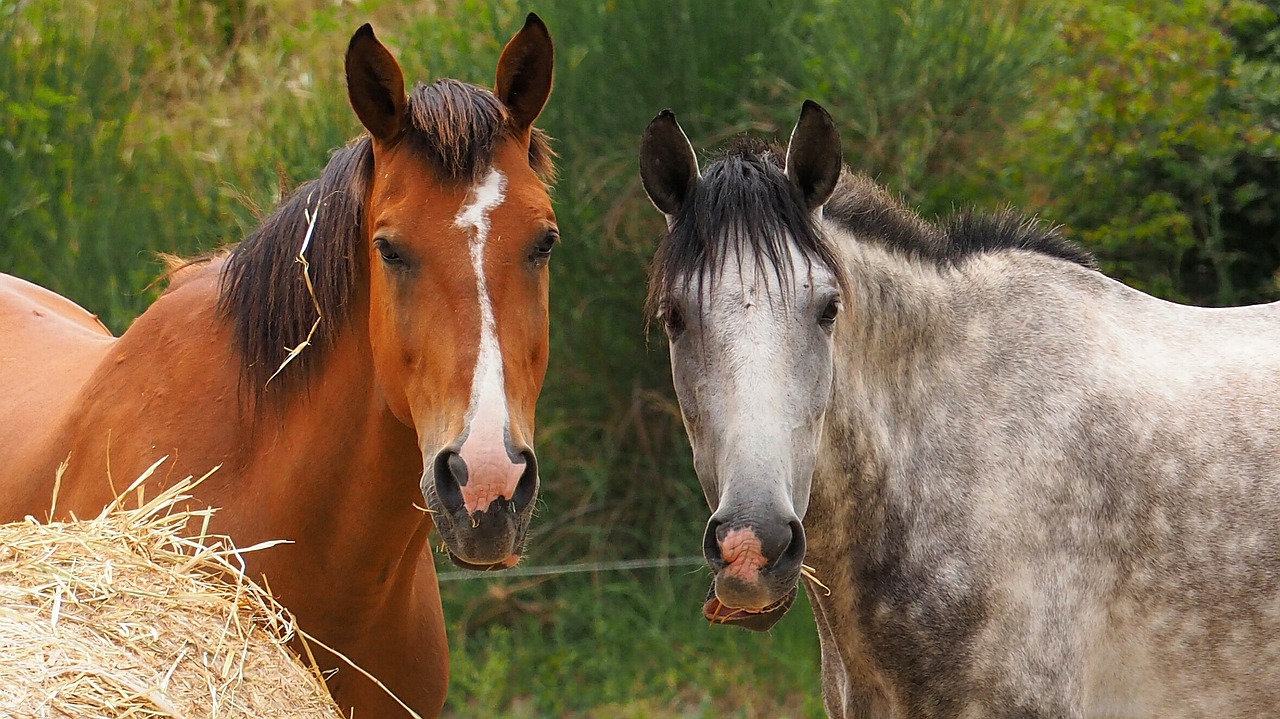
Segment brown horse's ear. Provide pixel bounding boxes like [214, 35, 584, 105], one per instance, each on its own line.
[785, 100, 842, 211]
[639, 109, 700, 217]
[495, 13, 554, 131]
[345, 24, 407, 144]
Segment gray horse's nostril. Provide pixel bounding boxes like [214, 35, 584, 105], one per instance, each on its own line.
[777, 519, 806, 571]
[752, 519, 802, 569]
[433, 450, 466, 513]
[704, 517, 806, 575]
[703, 518, 725, 566]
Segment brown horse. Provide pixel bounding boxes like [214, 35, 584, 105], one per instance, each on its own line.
[0, 15, 557, 719]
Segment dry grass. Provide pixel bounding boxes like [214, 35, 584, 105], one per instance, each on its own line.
[0, 464, 343, 719]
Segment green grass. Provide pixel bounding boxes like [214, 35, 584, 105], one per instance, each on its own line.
[0, 1, 216, 328]
[440, 569, 824, 718]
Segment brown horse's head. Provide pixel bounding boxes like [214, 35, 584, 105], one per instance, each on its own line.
[345, 16, 556, 568]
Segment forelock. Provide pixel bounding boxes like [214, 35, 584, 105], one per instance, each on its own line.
[646, 136, 846, 320]
[403, 79, 555, 185]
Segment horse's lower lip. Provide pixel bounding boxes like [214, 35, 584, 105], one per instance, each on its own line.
[447, 552, 520, 571]
[706, 592, 787, 615]
[702, 580, 797, 631]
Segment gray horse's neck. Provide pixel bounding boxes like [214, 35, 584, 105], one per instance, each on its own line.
[804, 226, 1082, 547]
[790, 177, 1280, 719]
[804, 233, 957, 553]
[802, 219, 1113, 559]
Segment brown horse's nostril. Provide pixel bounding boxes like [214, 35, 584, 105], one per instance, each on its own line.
[433, 450, 466, 514]
[435, 448, 537, 516]
[511, 450, 538, 513]
[448, 452, 468, 485]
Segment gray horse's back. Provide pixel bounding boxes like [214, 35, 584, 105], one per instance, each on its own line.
[851, 257, 1280, 717]
[1083, 278, 1280, 716]
[963, 264, 1280, 717]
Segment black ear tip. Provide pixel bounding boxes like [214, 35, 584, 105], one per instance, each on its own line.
[352, 23, 375, 43]
[643, 111, 681, 144]
[801, 99, 833, 123]
[348, 23, 377, 56]
[523, 12, 549, 35]
[647, 109, 679, 131]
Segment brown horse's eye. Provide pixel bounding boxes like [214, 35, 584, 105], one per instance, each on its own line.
[374, 237, 405, 267]
[529, 230, 558, 266]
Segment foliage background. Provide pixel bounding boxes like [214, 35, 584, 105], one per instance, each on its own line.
[2, 0, 1277, 716]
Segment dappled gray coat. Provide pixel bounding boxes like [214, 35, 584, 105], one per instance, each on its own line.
[641, 101, 1280, 718]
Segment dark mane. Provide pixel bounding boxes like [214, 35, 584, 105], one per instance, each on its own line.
[216, 79, 554, 398]
[645, 138, 1093, 323]
[645, 137, 847, 318]
[824, 173, 1095, 270]
[403, 79, 556, 184]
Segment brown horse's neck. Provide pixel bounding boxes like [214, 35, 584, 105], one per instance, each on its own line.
[222, 265, 433, 596]
[258, 314, 430, 577]
[58, 261, 432, 598]
[39, 260, 452, 715]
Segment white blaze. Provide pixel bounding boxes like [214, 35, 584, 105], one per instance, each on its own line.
[453, 169, 519, 512]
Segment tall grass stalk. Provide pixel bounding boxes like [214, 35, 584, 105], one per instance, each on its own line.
[0, 1, 225, 329]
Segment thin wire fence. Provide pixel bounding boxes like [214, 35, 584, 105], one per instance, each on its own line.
[437, 555, 705, 582]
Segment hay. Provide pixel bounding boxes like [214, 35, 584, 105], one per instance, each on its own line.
[0, 466, 345, 719]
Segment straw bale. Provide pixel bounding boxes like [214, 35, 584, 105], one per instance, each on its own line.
[0, 469, 344, 719]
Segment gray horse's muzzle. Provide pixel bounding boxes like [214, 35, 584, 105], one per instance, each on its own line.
[700, 516, 806, 631]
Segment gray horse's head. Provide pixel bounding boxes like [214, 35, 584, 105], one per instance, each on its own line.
[640, 102, 845, 630]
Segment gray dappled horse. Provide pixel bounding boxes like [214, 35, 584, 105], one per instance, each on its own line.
[639, 100, 1280, 718]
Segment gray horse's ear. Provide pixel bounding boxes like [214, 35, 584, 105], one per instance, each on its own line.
[640, 109, 700, 217]
[345, 24, 407, 144]
[785, 100, 842, 211]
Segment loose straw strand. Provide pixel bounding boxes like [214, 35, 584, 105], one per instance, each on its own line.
[267, 192, 325, 386]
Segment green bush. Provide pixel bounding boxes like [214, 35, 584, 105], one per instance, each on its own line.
[999, 0, 1280, 305]
[791, 0, 1056, 213]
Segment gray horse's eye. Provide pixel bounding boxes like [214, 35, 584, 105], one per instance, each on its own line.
[818, 298, 840, 332]
[662, 304, 686, 339]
